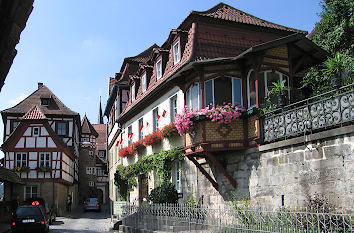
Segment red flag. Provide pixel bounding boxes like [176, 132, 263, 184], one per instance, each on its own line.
[116, 141, 119, 147]
[131, 133, 134, 138]
[139, 125, 144, 131]
[146, 122, 149, 126]
[157, 115, 160, 121]
[162, 110, 167, 117]
[120, 138, 123, 144]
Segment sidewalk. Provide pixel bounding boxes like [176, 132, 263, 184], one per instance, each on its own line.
[0, 222, 9, 233]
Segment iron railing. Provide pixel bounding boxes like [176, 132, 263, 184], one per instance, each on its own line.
[121, 204, 353, 232]
[263, 84, 354, 143]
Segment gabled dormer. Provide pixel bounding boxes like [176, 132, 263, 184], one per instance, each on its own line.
[152, 47, 169, 80]
[137, 63, 153, 94]
[167, 29, 188, 65]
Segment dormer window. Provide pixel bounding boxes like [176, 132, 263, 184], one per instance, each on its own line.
[132, 83, 136, 101]
[41, 98, 49, 106]
[173, 41, 181, 64]
[156, 59, 162, 79]
[142, 73, 147, 92]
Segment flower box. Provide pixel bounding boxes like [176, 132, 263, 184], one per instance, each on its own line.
[14, 166, 30, 173]
[36, 166, 52, 172]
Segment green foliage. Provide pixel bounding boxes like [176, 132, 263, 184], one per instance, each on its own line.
[267, 80, 290, 96]
[116, 147, 184, 200]
[149, 182, 179, 204]
[302, 0, 354, 96]
[115, 165, 129, 201]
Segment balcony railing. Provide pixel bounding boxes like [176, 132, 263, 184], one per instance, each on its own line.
[263, 84, 354, 143]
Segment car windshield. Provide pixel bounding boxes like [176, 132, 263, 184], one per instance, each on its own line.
[16, 207, 42, 217]
[86, 198, 98, 203]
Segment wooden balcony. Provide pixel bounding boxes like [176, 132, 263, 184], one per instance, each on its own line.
[183, 114, 259, 156]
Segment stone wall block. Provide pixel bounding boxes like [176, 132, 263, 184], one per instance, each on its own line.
[304, 148, 323, 161]
[323, 144, 351, 158]
[288, 152, 304, 164]
[278, 154, 288, 164]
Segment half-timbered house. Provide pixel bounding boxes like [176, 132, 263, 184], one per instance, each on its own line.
[1, 83, 80, 215]
[106, 3, 330, 208]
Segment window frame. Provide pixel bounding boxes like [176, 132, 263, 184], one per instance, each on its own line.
[25, 185, 39, 199]
[39, 152, 50, 167]
[204, 77, 242, 107]
[263, 70, 290, 98]
[156, 59, 162, 80]
[127, 125, 132, 145]
[247, 69, 257, 109]
[33, 127, 40, 137]
[131, 83, 136, 101]
[16, 152, 27, 168]
[186, 83, 200, 110]
[173, 41, 181, 65]
[138, 118, 144, 140]
[56, 121, 68, 136]
[169, 94, 178, 123]
[152, 107, 159, 131]
[10, 120, 20, 133]
[141, 73, 147, 93]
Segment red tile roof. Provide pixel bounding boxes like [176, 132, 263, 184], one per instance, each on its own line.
[22, 105, 46, 120]
[92, 124, 106, 151]
[81, 115, 98, 137]
[189, 3, 305, 33]
[1, 84, 79, 116]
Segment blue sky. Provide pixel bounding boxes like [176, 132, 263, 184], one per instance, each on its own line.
[0, 0, 322, 158]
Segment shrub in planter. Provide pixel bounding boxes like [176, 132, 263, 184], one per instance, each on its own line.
[14, 166, 30, 173]
[36, 166, 52, 172]
[149, 182, 179, 204]
[133, 140, 145, 151]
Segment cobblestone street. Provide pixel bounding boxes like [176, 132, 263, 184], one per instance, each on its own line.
[50, 205, 113, 233]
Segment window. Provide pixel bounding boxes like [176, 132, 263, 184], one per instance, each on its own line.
[142, 73, 147, 92]
[86, 167, 96, 175]
[97, 169, 104, 176]
[39, 152, 50, 167]
[128, 125, 132, 145]
[170, 95, 178, 122]
[204, 77, 242, 107]
[186, 83, 200, 110]
[138, 118, 144, 140]
[175, 162, 182, 193]
[11, 121, 20, 133]
[152, 108, 159, 131]
[16, 153, 27, 168]
[41, 98, 49, 106]
[56, 122, 67, 136]
[173, 41, 181, 64]
[33, 127, 40, 137]
[88, 181, 94, 187]
[89, 151, 94, 158]
[247, 70, 257, 108]
[263, 70, 289, 98]
[25, 186, 39, 199]
[98, 151, 105, 158]
[156, 59, 162, 79]
[131, 84, 136, 101]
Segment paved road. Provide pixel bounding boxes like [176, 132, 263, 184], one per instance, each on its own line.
[50, 205, 113, 233]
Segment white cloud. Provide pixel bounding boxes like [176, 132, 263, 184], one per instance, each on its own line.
[10, 93, 27, 105]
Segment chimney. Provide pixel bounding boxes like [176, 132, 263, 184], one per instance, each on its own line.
[38, 82, 43, 89]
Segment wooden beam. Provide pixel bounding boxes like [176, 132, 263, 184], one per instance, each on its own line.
[186, 155, 219, 191]
[205, 152, 237, 189]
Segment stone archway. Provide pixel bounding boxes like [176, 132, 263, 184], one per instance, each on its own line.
[96, 187, 105, 204]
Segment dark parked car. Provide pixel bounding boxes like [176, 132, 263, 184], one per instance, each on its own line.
[25, 197, 56, 224]
[11, 205, 49, 233]
[83, 198, 101, 212]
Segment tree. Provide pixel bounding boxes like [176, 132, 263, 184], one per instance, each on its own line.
[301, 0, 353, 95]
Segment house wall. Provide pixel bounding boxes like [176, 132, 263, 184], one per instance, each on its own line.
[78, 147, 97, 203]
[120, 86, 183, 149]
[61, 152, 74, 183]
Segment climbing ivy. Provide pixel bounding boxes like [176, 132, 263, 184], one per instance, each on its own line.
[115, 147, 184, 200]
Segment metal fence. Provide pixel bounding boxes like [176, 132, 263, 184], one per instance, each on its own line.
[263, 84, 354, 143]
[121, 203, 353, 232]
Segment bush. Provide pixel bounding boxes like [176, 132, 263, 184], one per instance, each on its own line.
[149, 182, 179, 204]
